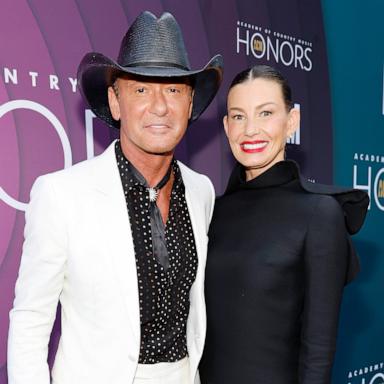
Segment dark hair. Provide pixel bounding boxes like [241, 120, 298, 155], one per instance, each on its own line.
[229, 65, 293, 111]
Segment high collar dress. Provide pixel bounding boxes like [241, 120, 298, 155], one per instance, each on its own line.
[199, 160, 369, 384]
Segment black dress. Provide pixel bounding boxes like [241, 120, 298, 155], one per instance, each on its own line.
[199, 160, 369, 384]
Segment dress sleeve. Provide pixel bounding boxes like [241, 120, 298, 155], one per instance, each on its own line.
[299, 195, 353, 384]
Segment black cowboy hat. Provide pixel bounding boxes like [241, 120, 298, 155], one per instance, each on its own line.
[77, 11, 223, 129]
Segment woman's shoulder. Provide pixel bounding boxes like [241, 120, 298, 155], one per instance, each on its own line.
[305, 193, 346, 225]
[297, 172, 369, 235]
[220, 160, 369, 235]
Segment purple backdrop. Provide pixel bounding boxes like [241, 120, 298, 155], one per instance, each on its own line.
[0, 0, 331, 382]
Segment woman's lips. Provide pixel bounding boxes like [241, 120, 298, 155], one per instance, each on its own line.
[240, 141, 268, 153]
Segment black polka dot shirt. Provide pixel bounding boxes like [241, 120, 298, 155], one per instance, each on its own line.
[115, 141, 198, 364]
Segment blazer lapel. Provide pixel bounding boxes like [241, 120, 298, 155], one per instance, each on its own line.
[179, 162, 208, 319]
[92, 142, 141, 345]
[179, 163, 208, 267]
[178, 163, 210, 383]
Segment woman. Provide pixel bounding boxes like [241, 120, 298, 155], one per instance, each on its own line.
[199, 65, 369, 384]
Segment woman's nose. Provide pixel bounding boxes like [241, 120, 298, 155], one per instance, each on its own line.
[244, 120, 260, 136]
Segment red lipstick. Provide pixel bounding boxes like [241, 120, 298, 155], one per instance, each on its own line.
[240, 140, 268, 153]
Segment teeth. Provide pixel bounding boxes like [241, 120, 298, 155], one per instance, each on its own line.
[242, 142, 267, 150]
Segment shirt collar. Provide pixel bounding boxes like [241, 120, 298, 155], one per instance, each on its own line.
[225, 160, 298, 194]
[115, 140, 184, 191]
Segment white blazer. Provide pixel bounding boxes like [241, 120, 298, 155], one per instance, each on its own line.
[8, 141, 215, 384]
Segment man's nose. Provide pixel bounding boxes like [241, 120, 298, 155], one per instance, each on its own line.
[149, 89, 168, 116]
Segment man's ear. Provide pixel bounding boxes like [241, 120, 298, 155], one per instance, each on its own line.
[188, 90, 195, 119]
[108, 86, 120, 121]
[286, 107, 300, 138]
[223, 115, 229, 138]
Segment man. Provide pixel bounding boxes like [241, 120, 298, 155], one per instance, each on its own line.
[7, 11, 223, 384]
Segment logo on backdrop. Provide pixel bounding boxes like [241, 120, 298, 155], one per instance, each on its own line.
[236, 20, 313, 71]
[347, 361, 384, 384]
[353, 152, 384, 211]
[353, 66, 384, 211]
[0, 66, 98, 212]
[1, 66, 77, 92]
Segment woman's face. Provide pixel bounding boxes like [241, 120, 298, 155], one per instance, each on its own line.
[224, 77, 299, 181]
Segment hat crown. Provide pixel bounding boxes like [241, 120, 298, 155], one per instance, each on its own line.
[117, 11, 191, 71]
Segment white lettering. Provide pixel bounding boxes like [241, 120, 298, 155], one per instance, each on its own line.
[236, 25, 313, 72]
[68, 77, 77, 93]
[369, 373, 384, 384]
[0, 100, 72, 211]
[4, 67, 18, 84]
[49, 75, 60, 90]
[267, 36, 279, 62]
[353, 165, 371, 209]
[29, 71, 38, 87]
[303, 48, 313, 71]
[237, 27, 249, 55]
[294, 44, 304, 69]
[280, 41, 294, 66]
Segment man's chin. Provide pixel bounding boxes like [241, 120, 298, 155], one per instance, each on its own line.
[144, 147, 175, 157]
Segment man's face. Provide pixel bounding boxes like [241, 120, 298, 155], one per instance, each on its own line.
[108, 75, 193, 158]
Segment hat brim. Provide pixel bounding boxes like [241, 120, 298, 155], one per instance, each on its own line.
[77, 52, 223, 129]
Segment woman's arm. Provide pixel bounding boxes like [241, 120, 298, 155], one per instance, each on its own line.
[299, 195, 353, 383]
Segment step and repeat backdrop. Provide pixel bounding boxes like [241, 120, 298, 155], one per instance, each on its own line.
[322, 1, 384, 383]
[0, 0, 381, 383]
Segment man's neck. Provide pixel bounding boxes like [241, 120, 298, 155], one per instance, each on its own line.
[120, 142, 174, 187]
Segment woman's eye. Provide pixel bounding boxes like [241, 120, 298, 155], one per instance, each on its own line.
[260, 110, 272, 117]
[231, 114, 244, 120]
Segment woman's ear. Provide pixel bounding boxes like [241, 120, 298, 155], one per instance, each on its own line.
[286, 107, 300, 138]
[108, 86, 121, 121]
[223, 115, 229, 138]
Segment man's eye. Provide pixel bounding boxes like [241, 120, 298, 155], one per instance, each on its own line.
[135, 87, 146, 93]
[168, 87, 181, 93]
[260, 111, 272, 117]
